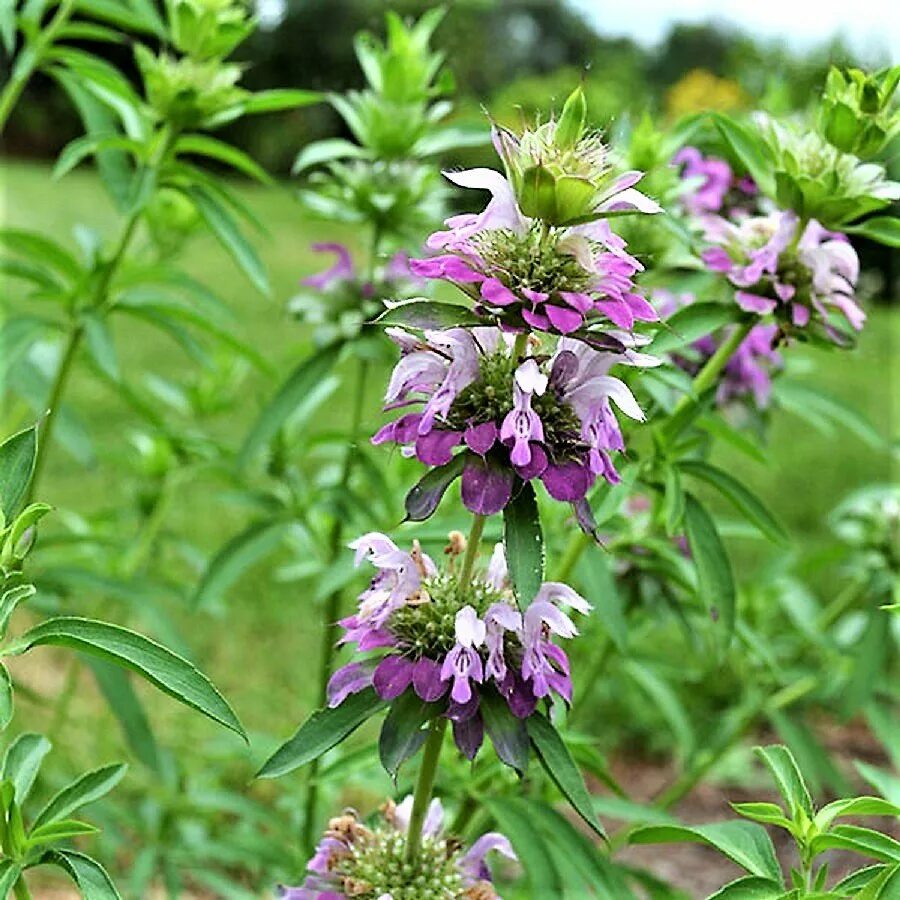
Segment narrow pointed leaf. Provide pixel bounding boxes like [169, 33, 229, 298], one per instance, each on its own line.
[4, 618, 246, 740]
[526, 713, 605, 838]
[257, 689, 385, 778]
[0, 424, 37, 519]
[503, 481, 543, 606]
[33, 763, 127, 829]
[2, 733, 51, 802]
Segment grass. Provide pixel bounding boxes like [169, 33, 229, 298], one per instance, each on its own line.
[0, 157, 897, 885]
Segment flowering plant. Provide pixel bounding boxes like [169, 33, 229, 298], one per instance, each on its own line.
[281, 796, 516, 899]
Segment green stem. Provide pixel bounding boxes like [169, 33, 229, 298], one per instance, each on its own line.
[404, 716, 448, 863]
[0, 0, 77, 133]
[512, 331, 529, 360]
[26, 323, 82, 504]
[301, 355, 372, 853]
[457, 514, 486, 596]
[13, 876, 32, 900]
[660, 321, 754, 444]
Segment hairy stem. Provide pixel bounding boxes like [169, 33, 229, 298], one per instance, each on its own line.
[404, 716, 449, 863]
[301, 224, 381, 850]
[457, 514, 486, 597]
[26, 323, 83, 504]
[0, 0, 77, 132]
[659, 320, 754, 444]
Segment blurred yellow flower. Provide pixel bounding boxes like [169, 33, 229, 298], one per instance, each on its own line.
[665, 68, 747, 118]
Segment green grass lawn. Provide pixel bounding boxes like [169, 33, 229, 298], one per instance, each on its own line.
[1, 157, 897, 836]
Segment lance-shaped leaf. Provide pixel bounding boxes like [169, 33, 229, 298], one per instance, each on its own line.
[0, 664, 12, 731]
[754, 745, 813, 820]
[404, 453, 466, 521]
[711, 113, 775, 196]
[809, 825, 900, 864]
[679, 460, 788, 544]
[684, 493, 736, 640]
[648, 302, 737, 354]
[845, 216, 900, 248]
[480, 689, 529, 776]
[26, 819, 99, 848]
[630, 821, 783, 881]
[257, 689, 385, 778]
[3, 618, 246, 740]
[375, 299, 482, 331]
[193, 521, 288, 609]
[378, 691, 439, 780]
[503, 481, 543, 607]
[33, 763, 127, 829]
[43, 850, 121, 900]
[526, 713, 605, 838]
[2, 733, 51, 802]
[239, 339, 344, 468]
[0, 424, 38, 519]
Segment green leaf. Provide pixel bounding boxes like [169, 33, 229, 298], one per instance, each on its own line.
[0, 0, 15, 55]
[845, 216, 900, 248]
[193, 521, 287, 609]
[679, 460, 788, 544]
[33, 763, 127, 829]
[838, 865, 900, 899]
[482, 797, 564, 895]
[239, 340, 344, 467]
[184, 185, 269, 295]
[4, 618, 246, 740]
[0, 585, 36, 639]
[378, 692, 436, 780]
[0, 664, 12, 731]
[0, 230, 82, 283]
[731, 802, 794, 832]
[663, 464, 685, 535]
[526, 713, 605, 838]
[754, 745, 814, 820]
[649, 302, 737, 353]
[292, 138, 369, 173]
[2, 733, 51, 802]
[707, 876, 788, 900]
[26, 819, 99, 847]
[574, 551, 626, 651]
[832, 866, 891, 894]
[711, 113, 775, 195]
[809, 825, 900, 864]
[624, 660, 694, 757]
[81, 310, 119, 381]
[814, 796, 900, 832]
[53, 133, 143, 181]
[257, 689, 385, 779]
[88, 660, 160, 773]
[480, 689, 530, 776]
[503, 481, 543, 606]
[684, 493, 736, 639]
[404, 454, 466, 522]
[240, 88, 322, 114]
[0, 424, 38, 519]
[0, 862, 21, 898]
[175, 135, 272, 184]
[44, 850, 121, 900]
[374, 298, 482, 330]
[630, 821, 783, 881]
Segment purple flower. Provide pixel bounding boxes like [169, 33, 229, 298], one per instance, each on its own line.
[440, 606, 486, 703]
[375, 326, 659, 515]
[407, 164, 660, 337]
[698, 212, 864, 341]
[331, 536, 589, 761]
[283, 797, 517, 898]
[674, 147, 734, 215]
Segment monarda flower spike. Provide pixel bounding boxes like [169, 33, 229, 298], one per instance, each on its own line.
[408, 88, 662, 337]
[328, 533, 590, 765]
[373, 326, 658, 517]
[279, 797, 517, 899]
[701, 211, 865, 345]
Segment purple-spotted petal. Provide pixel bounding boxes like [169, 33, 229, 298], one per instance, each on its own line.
[512, 442, 548, 481]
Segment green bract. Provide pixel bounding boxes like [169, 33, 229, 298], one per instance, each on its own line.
[759, 116, 900, 228]
[818, 65, 900, 158]
[167, 0, 253, 60]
